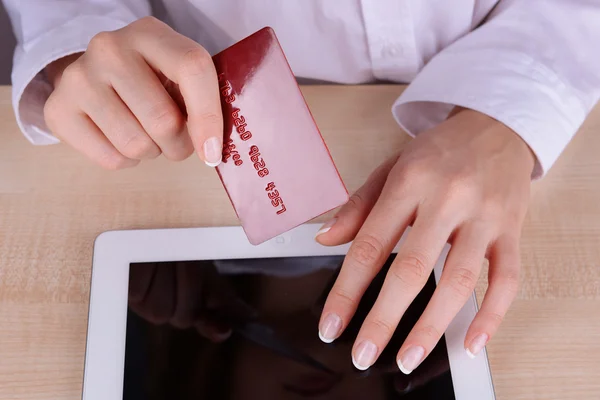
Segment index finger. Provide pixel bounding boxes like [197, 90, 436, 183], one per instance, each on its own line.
[318, 188, 417, 344]
[125, 17, 223, 165]
[351, 211, 455, 371]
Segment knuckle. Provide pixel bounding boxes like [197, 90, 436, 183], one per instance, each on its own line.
[146, 103, 185, 138]
[400, 159, 426, 179]
[99, 153, 132, 170]
[164, 144, 194, 162]
[120, 136, 157, 159]
[370, 317, 396, 337]
[432, 200, 460, 225]
[60, 62, 88, 87]
[133, 15, 162, 30]
[391, 252, 429, 286]
[388, 162, 425, 198]
[330, 286, 358, 309]
[480, 198, 506, 220]
[197, 111, 222, 127]
[483, 311, 505, 325]
[381, 178, 410, 205]
[415, 324, 443, 340]
[443, 176, 478, 203]
[346, 192, 364, 212]
[446, 267, 478, 298]
[433, 181, 479, 222]
[348, 235, 385, 270]
[88, 31, 121, 55]
[178, 47, 213, 78]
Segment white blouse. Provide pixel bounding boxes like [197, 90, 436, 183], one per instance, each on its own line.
[4, 0, 600, 177]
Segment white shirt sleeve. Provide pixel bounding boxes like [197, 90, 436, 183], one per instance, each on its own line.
[3, 0, 151, 145]
[392, 0, 600, 178]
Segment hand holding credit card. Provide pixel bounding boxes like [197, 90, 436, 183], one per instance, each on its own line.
[212, 28, 349, 244]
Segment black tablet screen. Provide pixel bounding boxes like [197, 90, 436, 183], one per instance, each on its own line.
[123, 254, 455, 399]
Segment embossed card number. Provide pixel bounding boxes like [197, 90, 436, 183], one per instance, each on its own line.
[212, 27, 348, 245]
[217, 72, 286, 215]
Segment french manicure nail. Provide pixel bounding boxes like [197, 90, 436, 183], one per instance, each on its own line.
[318, 313, 342, 343]
[466, 333, 489, 359]
[397, 346, 425, 375]
[315, 218, 337, 238]
[352, 340, 378, 371]
[203, 137, 222, 167]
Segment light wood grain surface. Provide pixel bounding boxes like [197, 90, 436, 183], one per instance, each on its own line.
[1, 85, 599, 399]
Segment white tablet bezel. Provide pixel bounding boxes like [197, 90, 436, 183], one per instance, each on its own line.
[84, 224, 495, 400]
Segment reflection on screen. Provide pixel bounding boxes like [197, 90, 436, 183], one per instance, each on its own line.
[123, 255, 455, 399]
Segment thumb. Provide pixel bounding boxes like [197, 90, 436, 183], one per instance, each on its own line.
[316, 154, 398, 246]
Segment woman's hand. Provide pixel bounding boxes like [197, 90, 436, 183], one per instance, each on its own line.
[44, 16, 223, 169]
[316, 108, 535, 373]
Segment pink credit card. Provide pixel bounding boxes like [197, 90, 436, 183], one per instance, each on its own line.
[212, 27, 349, 245]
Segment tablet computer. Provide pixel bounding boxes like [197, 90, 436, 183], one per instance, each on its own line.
[84, 224, 495, 399]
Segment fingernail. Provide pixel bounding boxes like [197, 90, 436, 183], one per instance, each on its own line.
[397, 346, 425, 375]
[315, 218, 337, 238]
[318, 313, 342, 343]
[352, 340, 378, 371]
[203, 137, 222, 167]
[466, 333, 489, 359]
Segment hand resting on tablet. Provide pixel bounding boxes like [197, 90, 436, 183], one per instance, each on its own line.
[317, 108, 535, 373]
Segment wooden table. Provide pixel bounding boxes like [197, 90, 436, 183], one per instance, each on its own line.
[1, 85, 599, 399]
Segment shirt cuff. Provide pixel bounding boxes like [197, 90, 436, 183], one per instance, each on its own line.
[11, 16, 133, 145]
[391, 49, 588, 179]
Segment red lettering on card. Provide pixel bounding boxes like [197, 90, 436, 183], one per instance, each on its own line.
[249, 145, 259, 157]
[240, 131, 252, 141]
[253, 159, 266, 170]
[264, 182, 286, 214]
[233, 116, 245, 127]
[258, 168, 269, 178]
